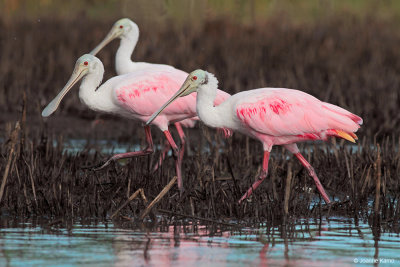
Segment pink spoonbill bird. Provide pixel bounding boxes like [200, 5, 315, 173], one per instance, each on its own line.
[146, 70, 363, 204]
[41, 55, 227, 191]
[89, 18, 230, 168]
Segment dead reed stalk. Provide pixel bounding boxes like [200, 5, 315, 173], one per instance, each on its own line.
[111, 188, 147, 219]
[0, 121, 20, 203]
[284, 163, 293, 216]
[374, 145, 381, 214]
[140, 176, 177, 220]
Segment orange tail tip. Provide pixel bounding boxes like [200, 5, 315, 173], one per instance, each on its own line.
[335, 130, 356, 143]
[349, 132, 358, 140]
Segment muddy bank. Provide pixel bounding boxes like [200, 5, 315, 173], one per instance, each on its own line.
[1, 115, 399, 226]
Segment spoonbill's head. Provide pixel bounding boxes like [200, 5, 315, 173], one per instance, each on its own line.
[146, 69, 211, 125]
[90, 18, 139, 56]
[42, 54, 102, 117]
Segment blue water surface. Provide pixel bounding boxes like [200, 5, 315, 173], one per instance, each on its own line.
[0, 217, 399, 267]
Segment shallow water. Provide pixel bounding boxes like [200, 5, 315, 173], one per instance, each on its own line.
[0, 217, 399, 267]
[60, 138, 367, 156]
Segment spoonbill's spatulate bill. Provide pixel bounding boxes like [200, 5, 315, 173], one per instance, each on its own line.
[42, 55, 224, 191]
[147, 70, 363, 204]
[90, 18, 231, 169]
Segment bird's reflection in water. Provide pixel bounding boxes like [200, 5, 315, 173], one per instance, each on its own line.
[1, 217, 397, 266]
[111, 222, 233, 266]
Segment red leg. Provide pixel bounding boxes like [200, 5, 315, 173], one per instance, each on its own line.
[153, 122, 186, 172]
[294, 153, 331, 204]
[174, 122, 186, 142]
[92, 126, 154, 171]
[239, 151, 270, 203]
[174, 122, 186, 163]
[163, 130, 183, 192]
[152, 139, 171, 172]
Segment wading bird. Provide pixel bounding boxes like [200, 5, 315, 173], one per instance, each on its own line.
[90, 18, 176, 75]
[90, 18, 226, 168]
[146, 70, 363, 204]
[41, 55, 228, 191]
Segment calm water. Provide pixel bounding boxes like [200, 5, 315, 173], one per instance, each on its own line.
[59, 138, 368, 155]
[0, 217, 399, 267]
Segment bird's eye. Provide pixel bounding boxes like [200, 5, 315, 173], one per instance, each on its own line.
[84, 61, 88, 66]
[193, 76, 197, 80]
[119, 25, 123, 29]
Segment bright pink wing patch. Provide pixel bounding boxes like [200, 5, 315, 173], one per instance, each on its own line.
[269, 99, 291, 114]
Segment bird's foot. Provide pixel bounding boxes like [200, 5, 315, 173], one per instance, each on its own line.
[238, 174, 266, 204]
[81, 158, 113, 171]
[238, 190, 253, 204]
[175, 187, 187, 203]
[179, 186, 185, 198]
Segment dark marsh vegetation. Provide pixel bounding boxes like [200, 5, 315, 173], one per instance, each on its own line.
[0, 14, 399, 229]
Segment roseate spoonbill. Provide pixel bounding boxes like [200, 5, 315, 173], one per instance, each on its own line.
[90, 18, 175, 75]
[41, 55, 227, 191]
[146, 70, 363, 204]
[89, 18, 231, 169]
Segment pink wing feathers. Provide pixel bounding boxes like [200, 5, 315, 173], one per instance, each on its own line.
[113, 69, 230, 118]
[113, 70, 197, 118]
[214, 90, 231, 106]
[235, 88, 362, 138]
[322, 102, 363, 125]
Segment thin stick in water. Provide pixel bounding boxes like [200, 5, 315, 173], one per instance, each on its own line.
[111, 188, 146, 219]
[140, 176, 177, 220]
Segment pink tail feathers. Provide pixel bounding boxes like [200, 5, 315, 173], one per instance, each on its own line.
[322, 103, 363, 133]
